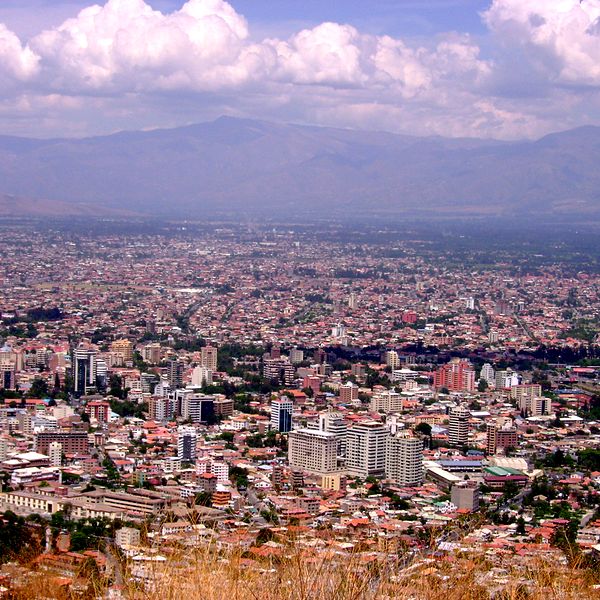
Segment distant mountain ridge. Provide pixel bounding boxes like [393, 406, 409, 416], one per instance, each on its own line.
[1, 117, 599, 219]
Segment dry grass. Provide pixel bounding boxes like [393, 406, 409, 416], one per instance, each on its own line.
[117, 544, 599, 600]
[7, 542, 599, 599]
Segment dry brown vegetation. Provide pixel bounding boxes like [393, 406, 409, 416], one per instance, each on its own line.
[6, 542, 599, 599]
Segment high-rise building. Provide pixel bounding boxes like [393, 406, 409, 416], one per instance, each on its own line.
[148, 396, 175, 422]
[385, 432, 424, 486]
[289, 348, 304, 365]
[271, 464, 284, 488]
[271, 397, 293, 432]
[313, 349, 326, 364]
[385, 350, 400, 370]
[370, 390, 403, 414]
[167, 359, 184, 389]
[519, 395, 553, 417]
[331, 323, 347, 339]
[214, 397, 234, 418]
[95, 358, 108, 391]
[488, 330, 499, 344]
[140, 372, 158, 394]
[348, 293, 358, 310]
[191, 365, 212, 387]
[201, 346, 218, 371]
[17, 412, 32, 435]
[72, 347, 97, 396]
[288, 428, 338, 474]
[339, 381, 358, 403]
[180, 394, 215, 423]
[263, 358, 295, 385]
[486, 420, 518, 455]
[451, 482, 479, 511]
[0, 359, 15, 390]
[319, 411, 347, 456]
[142, 343, 162, 364]
[177, 426, 197, 461]
[448, 405, 470, 445]
[0, 436, 9, 461]
[510, 384, 542, 404]
[434, 358, 475, 392]
[110, 339, 134, 365]
[48, 441, 62, 467]
[345, 421, 387, 478]
[351, 363, 366, 380]
[35, 432, 89, 455]
[495, 369, 519, 389]
[302, 375, 321, 396]
[85, 400, 111, 423]
[480, 363, 495, 387]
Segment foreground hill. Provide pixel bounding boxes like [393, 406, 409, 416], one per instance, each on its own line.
[0, 118, 599, 219]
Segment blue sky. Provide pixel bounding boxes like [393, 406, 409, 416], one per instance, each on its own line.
[0, 0, 599, 139]
[0, 1, 491, 38]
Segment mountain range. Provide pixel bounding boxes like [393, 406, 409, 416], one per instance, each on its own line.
[1, 117, 599, 220]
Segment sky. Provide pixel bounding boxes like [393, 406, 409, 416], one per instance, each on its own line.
[0, 0, 599, 139]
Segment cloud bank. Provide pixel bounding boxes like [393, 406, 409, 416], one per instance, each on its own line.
[1, 0, 600, 138]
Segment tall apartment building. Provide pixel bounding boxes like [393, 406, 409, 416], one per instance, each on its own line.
[448, 405, 470, 445]
[177, 426, 198, 461]
[510, 384, 542, 403]
[385, 350, 400, 370]
[486, 420, 518, 455]
[318, 411, 347, 456]
[288, 428, 338, 474]
[495, 369, 520, 389]
[289, 348, 304, 365]
[302, 375, 321, 396]
[72, 347, 97, 396]
[339, 382, 358, 403]
[191, 365, 212, 387]
[348, 292, 358, 309]
[141, 343, 162, 364]
[370, 390, 402, 413]
[109, 339, 134, 365]
[433, 358, 475, 392]
[140, 372, 158, 394]
[385, 432, 424, 486]
[35, 432, 89, 455]
[480, 363, 495, 387]
[0, 359, 16, 390]
[263, 357, 295, 385]
[345, 421, 387, 478]
[85, 400, 110, 423]
[214, 397, 234, 418]
[167, 359, 184, 389]
[180, 394, 215, 424]
[519, 395, 553, 417]
[17, 412, 32, 435]
[451, 482, 480, 511]
[148, 396, 175, 422]
[351, 363, 366, 379]
[0, 436, 9, 461]
[201, 346, 218, 371]
[48, 442, 62, 467]
[270, 397, 293, 433]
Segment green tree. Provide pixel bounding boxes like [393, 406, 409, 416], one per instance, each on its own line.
[27, 377, 49, 398]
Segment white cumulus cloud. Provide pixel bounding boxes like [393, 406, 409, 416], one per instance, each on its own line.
[0, 0, 598, 138]
[483, 0, 600, 86]
[0, 23, 39, 83]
